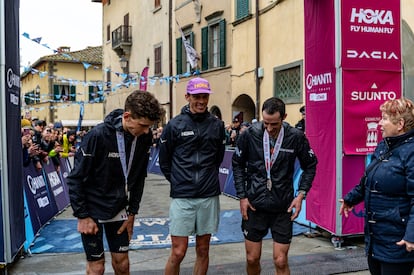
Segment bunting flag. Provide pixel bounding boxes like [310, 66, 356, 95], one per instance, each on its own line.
[31, 37, 42, 43]
[76, 102, 84, 148]
[140, 66, 149, 91]
[176, 20, 199, 69]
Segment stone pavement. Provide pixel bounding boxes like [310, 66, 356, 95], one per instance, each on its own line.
[5, 173, 369, 275]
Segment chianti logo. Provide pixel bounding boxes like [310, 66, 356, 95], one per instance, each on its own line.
[306, 72, 332, 90]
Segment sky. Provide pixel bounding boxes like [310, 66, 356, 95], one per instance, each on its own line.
[19, 0, 102, 69]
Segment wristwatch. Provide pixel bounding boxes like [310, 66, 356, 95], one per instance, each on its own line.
[298, 190, 307, 199]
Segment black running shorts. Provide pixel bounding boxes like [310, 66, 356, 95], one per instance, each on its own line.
[81, 220, 129, 261]
[241, 208, 293, 244]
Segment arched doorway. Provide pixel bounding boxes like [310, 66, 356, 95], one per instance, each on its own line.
[210, 105, 222, 120]
[232, 94, 255, 123]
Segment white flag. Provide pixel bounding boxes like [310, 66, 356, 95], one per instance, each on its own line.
[178, 24, 199, 69]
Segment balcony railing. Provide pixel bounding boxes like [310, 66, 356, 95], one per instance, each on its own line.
[112, 25, 132, 56]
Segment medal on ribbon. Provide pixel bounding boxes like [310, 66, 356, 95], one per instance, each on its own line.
[267, 179, 272, 191]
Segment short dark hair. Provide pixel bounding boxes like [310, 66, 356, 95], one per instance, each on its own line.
[35, 120, 46, 127]
[67, 130, 76, 137]
[262, 97, 286, 118]
[124, 90, 165, 122]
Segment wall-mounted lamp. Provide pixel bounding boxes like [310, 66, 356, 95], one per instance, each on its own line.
[35, 84, 40, 102]
[119, 56, 129, 73]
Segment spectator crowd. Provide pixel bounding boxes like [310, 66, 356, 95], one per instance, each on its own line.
[21, 117, 80, 171]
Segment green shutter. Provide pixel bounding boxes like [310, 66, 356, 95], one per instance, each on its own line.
[219, 19, 226, 67]
[88, 86, 94, 102]
[201, 26, 208, 71]
[190, 32, 194, 47]
[236, 0, 249, 20]
[190, 32, 196, 71]
[176, 38, 183, 74]
[70, 86, 76, 101]
[53, 85, 59, 101]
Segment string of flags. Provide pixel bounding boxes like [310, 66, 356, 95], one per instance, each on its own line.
[21, 31, 201, 97]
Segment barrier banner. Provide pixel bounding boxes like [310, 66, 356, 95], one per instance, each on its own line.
[1, 0, 25, 263]
[22, 164, 56, 233]
[23, 192, 36, 251]
[341, 0, 401, 71]
[43, 161, 70, 212]
[342, 70, 401, 154]
[222, 168, 236, 198]
[60, 157, 73, 174]
[147, 147, 163, 175]
[59, 158, 72, 205]
[218, 150, 233, 192]
[341, 155, 366, 234]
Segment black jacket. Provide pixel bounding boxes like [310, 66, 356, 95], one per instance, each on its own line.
[232, 121, 317, 212]
[159, 105, 226, 198]
[67, 109, 151, 220]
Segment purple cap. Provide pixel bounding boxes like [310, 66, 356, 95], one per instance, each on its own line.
[186, 77, 212, 94]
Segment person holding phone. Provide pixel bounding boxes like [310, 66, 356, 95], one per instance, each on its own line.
[21, 119, 40, 167]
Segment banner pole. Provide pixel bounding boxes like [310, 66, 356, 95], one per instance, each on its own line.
[0, 0, 12, 265]
[334, 0, 343, 236]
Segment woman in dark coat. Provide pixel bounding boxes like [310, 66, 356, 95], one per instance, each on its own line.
[340, 97, 414, 275]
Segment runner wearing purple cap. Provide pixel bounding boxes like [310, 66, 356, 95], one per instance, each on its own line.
[159, 77, 226, 275]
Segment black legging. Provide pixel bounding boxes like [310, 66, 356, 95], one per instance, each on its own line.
[368, 255, 414, 275]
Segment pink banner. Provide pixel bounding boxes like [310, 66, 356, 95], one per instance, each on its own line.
[140, 66, 149, 91]
[343, 70, 402, 155]
[342, 155, 365, 234]
[304, 0, 337, 233]
[341, 0, 401, 71]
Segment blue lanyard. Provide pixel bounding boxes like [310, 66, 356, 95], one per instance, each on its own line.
[116, 131, 137, 199]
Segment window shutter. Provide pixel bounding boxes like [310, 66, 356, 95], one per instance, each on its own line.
[88, 86, 94, 102]
[190, 32, 194, 47]
[201, 26, 208, 71]
[53, 85, 59, 101]
[219, 19, 226, 67]
[70, 86, 76, 101]
[154, 46, 162, 75]
[176, 37, 183, 74]
[236, 0, 249, 20]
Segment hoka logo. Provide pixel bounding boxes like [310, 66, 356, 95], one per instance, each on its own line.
[350, 8, 394, 25]
[108, 152, 120, 158]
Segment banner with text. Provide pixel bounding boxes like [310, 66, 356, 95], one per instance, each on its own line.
[1, 0, 25, 264]
[304, 0, 338, 233]
[343, 70, 402, 154]
[341, 0, 401, 71]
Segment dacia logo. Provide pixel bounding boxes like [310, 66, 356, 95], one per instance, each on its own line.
[346, 50, 398, 60]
